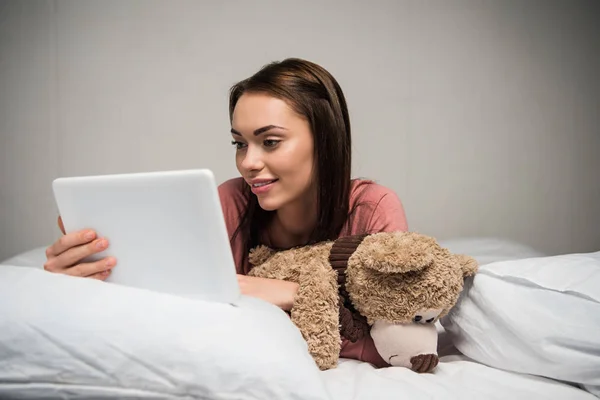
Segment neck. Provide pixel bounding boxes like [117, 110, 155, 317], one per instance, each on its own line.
[269, 196, 318, 249]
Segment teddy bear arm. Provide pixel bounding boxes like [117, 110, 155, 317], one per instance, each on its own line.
[290, 258, 341, 370]
[456, 254, 478, 277]
[338, 295, 369, 342]
[248, 254, 303, 281]
[248, 245, 276, 267]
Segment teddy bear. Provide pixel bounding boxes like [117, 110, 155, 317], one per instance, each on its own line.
[247, 231, 478, 372]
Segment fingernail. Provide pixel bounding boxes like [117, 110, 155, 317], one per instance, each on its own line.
[102, 269, 111, 276]
[96, 239, 107, 249]
[105, 258, 116, 267]
[84, 231, 95, 240]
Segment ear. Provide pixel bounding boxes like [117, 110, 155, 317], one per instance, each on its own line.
[455, 254, 478, 277]
[351, 232, 437, 274]
[248, 245, 276, 266]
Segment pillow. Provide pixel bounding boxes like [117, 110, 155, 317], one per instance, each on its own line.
[438, 237, 546, 265]
[0, 265, 330, 399]
[0, 246, 48, 268]
[441, 251, 600, 396]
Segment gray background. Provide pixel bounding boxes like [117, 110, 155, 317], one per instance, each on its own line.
[1, 0, 599, 261]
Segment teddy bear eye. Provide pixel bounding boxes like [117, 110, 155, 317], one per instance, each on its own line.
[426, 318, 435, 323]
[414, 316, 422, 322]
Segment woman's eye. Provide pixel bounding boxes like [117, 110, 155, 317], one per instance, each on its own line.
[263, 139, 280, 148]
[231, 140, 246, 150]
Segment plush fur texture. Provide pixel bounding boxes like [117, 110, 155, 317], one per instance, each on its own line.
[248, 242, 340, 370]
[247, 231, 478, 370]
[346, 231, 478, 325]
[350, 232, 438, 274]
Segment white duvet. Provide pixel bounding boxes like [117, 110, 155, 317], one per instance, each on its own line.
[1, 238, 598, 400]
[323, 357, 594, 400]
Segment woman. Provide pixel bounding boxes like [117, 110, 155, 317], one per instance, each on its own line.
[44, 58, 408, 367]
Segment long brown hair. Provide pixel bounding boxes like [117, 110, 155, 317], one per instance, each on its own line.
[229, 58, 354, 258]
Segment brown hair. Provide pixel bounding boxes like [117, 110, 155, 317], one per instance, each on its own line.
[229, 58, 357, 258]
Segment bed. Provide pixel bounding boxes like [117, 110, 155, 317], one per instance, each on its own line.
[1, 238, 598, 399]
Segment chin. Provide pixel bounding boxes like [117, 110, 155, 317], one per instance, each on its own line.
[256, 197, 280, 211]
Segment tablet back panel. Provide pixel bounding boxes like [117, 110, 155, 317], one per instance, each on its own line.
[52, 169, 240, 304]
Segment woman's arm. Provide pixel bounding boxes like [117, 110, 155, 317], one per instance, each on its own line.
[237, 275, 299, 311]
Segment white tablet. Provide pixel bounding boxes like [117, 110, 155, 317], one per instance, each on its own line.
[52, 169, 241, 304]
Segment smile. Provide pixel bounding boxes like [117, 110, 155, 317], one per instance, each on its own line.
[252, 180, 277, 188]
[250, 179, 278, 194]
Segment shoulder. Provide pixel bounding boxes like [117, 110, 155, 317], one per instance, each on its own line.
[217, 177, 251, 273]
[345, 179, 408, 234]
[218, 176, 246, 196]
[217, 177, 248, 232]
[349, 179, 401, 207]
[218, 177, 248, 212]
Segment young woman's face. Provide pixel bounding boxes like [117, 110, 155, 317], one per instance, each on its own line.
[231, 92, 315, 211]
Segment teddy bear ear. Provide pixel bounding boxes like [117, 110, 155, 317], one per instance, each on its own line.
[353, 232, 437, 274]
[455, 254, 478, 277]
[248, 245, 276, 266]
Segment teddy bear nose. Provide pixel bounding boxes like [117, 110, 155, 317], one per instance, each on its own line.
[414, 315, 436, 324]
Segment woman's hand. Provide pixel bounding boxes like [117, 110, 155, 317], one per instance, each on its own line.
[43, 216, 117, 280]
[237, 274, 299, 311]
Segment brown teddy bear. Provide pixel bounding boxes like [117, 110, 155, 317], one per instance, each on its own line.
[247, 231, 478, 372]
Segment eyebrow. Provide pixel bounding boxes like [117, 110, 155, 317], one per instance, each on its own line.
[230, 125, 287, 136]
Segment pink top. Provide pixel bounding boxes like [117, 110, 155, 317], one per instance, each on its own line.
[218, 177, 409, 368]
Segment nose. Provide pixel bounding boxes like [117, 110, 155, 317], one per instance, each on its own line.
[239, 144, 264, 172]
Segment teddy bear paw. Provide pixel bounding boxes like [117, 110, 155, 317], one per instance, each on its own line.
[410, 354, 439, 373]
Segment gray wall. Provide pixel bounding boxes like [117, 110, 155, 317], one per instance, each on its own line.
[1, 0, 599, 261]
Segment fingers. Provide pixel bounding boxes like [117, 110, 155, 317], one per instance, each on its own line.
[57, 216, 66, 235]
[44, 236, 108, 273]
[63, 257, 117, 278]
[46, 229, 97, 258]
[44, 234, 113, 278]
[54, 237, 108, 269]
[88, 269, 112, 281]
[45, 219, 117, 280]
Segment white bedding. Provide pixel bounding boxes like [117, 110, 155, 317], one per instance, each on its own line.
[323, 357, 595, 400]
[1, 238, 598, 400]
[441, 250, 600, 397]
[3, 357, 594, 400]
[438, 236, 546, 265]
[0, 265, 330, 400]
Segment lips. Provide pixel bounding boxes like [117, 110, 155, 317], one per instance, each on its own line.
[249, 179, 278, 187]
[248, 178, 278, 194]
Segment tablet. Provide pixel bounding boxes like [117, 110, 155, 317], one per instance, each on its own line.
[52, 169, 241, 304]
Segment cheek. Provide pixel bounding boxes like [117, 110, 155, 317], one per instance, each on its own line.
[234, 152, 243, 171]
[278, 141, 314, 175]
[278, 151, 313, 185]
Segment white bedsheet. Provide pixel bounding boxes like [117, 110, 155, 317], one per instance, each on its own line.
[3, 238, 595, 400]
[1, 359, 595, 400]
[324, 357, 595, 400]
